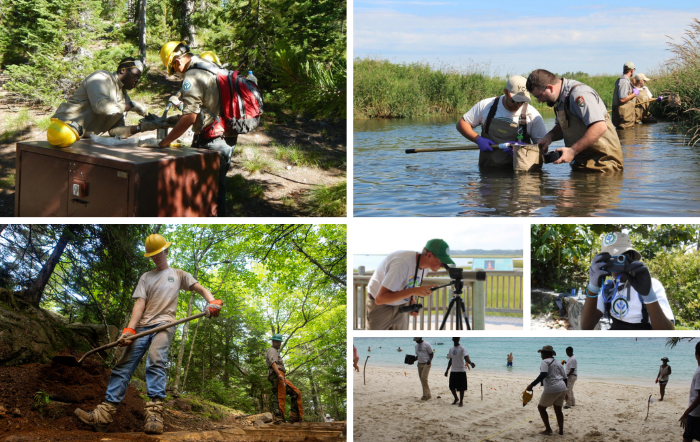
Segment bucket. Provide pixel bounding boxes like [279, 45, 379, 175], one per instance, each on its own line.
[513, 144, 542, 172]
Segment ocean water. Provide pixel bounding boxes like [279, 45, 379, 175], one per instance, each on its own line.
[353, 337, 698, 385]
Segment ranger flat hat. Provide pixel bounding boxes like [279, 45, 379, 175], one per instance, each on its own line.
[600, 232, 642, 262]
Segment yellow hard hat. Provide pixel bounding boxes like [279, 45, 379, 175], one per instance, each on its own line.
[522, 390, 533, 407]
[199, 51, 221, 66]
[46, 118, 83, 148]
[144, 234, 172, 257]
[160, 41, 189, 75]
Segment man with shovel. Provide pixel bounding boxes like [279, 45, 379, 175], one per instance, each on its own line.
[74, 233, 223, 434]
[267, 334, 303, 423]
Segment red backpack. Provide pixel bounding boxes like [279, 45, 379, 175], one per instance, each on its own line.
[190, 59, 263, 138]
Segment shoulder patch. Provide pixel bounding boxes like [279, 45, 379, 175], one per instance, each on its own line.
[575, 96, 585, 108]
[183, 80, 192, 91]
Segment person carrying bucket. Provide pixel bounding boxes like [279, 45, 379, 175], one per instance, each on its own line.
[456, 75, 547, 169]
[74, 234, 223, 434]
[526, 69, 624, 172]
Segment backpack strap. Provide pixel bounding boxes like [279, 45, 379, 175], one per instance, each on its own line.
[483, 97, 500, 136]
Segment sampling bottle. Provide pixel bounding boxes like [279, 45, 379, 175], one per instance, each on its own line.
[247, 70, 258, 85]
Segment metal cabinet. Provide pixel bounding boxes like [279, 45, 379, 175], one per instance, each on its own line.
[15, 140, 219, 217]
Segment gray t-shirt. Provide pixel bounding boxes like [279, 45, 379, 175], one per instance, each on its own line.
[415, 341, 433, 363]
[447, 344, 469, 373]
[689, 366, 700, 417]
[540, 358, 568, 394]
[266, 347, 285, 376]
[556, 79, 608, 127]
[367, 251, 426, 306]
[566, 355, 577, 377]
[612, 74, 632, 106]
[132, 267, 197, 327]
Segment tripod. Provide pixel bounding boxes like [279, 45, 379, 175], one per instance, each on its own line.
[436, 278, 471, 330]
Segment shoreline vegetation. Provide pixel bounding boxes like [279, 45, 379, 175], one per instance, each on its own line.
[354, 18, 699, 144]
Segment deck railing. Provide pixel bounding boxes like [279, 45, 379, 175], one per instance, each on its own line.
[353, 269, 523, 330]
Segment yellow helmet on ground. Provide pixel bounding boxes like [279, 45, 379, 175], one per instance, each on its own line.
[522, 390, 533, 407]
[199, 51, 221, 66]
[144, 234, 172, 257]
[46, 118, 83, 148]
[160, 41, 189, 75]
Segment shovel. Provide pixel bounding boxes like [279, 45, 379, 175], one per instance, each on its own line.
[52, 311, 208, 367]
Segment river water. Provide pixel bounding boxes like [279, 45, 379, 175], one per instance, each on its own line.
[353, 115, 700, 216]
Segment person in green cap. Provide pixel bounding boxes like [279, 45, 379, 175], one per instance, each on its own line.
[266, 334, 303, 423]
[365, 239, 453, 330]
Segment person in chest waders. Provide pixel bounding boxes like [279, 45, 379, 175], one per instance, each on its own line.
[612, 62, 638, 130]
[457, 75, 548, 168]
[526, 69, 624, 172]
[580, 232, 675, 330]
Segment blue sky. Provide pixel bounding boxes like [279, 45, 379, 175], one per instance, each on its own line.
[353, 1, 700, 75]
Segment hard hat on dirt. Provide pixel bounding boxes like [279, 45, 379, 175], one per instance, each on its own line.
[46, 118, 83, 148]
[271, 334, 283, 342]
[144, 234, 171, 257]
[199, 51, 221, 66]
[160, 41, 190, 75]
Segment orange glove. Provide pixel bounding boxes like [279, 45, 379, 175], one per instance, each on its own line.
[206, 299, 223, 318]
[118, 328, 136, 347]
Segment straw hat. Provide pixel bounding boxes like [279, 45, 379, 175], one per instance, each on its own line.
[537, 345, 556, 356]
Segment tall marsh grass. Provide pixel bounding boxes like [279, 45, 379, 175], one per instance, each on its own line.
[353, 58, 620, 119]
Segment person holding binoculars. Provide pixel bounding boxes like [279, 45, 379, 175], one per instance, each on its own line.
[580, 232, 675, 330]
[364, 239, 454, 330]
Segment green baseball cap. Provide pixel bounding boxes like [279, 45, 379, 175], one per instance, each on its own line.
[424, 239, 455, 266]
[271, 334, 283, 342]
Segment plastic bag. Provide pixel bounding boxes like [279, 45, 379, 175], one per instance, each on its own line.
[89, 134, 138, 147]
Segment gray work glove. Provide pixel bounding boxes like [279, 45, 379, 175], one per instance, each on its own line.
[588, 253, 611, 294]
[130, 101, 148, 116]
[138, 138, 162, 148]
[165, 115, 181, 128]
[624, 261, 655, 302]
[168, 95, 184, 111]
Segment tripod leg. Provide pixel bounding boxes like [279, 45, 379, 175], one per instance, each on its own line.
[440, 298, 456, 330]
[459, 297, 471, 331]
[456, 304, 462, 330]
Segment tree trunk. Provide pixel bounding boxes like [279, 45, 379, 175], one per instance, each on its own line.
[138, 0, 147, 60]
[171, 292, 195, 392]
[180, 0, 196, 46]
[181, 316, 202, 390]
[24, 225, 78, 307]
[308, 367, 323, 421]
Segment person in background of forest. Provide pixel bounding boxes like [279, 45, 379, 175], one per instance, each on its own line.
[656, 357, 671, 401]
[580, 232, 675, 330]
[267, 334, 303, 423]
[158, 41, 237, 216]
[74, 233, 223, 435]
[353, 345, 360, 372]
[680, 342, 700, 442]
[526, 345, 568, 436]
[525, 69, 624, 172]
[47, 58, 165, 147]
[456, 75, 547, 168]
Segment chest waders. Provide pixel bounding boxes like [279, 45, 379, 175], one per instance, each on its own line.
[602, 277, 652, 331]
[479, 97, 532, 168]
[556, 85, 624, 172]
[635, 89, 651, 122]
[612, 78, 637, 130]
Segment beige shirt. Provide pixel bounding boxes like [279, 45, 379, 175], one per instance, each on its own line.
[52, 70, 129, 135]
[132, 267, 198, 327]
[266, 347, 285, 376]
[181, 55, 221, 134]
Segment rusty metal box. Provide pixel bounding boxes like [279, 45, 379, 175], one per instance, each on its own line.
[15, 140, 219, 217]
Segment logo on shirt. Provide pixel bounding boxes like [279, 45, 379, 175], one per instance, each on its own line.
[611, 296, 629, 318]
[183, 81, 192, 91]
[168, 276, 175, 282]
[575, 96, 586, 108]
[603, 233, 617, 246]
[452, 349, 458, 355]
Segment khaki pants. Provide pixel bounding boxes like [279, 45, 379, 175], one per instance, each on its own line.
[417, 363, 431, 399]
[565, 375, 577, 406]
[365, 296, 408, 330]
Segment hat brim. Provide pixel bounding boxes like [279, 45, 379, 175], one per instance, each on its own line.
[144, 242, 171, 257]
[537, 348, 556, 356]
[437, 255, 455, 266]
[511, 93, 531, 104]
[601, 245, 642, 262]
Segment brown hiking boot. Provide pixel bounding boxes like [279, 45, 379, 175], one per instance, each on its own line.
[74, 401, 118, 433]
[272, 414, 285, 424]
[288, 411, 302, 423]
[144, 400, 164, 435]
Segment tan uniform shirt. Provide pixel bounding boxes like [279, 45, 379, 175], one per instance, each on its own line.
[52, 70, 129, 135]
[266, 347, 286, 376]
[132, 267, 198, 327]
[180, 55, 221, 134]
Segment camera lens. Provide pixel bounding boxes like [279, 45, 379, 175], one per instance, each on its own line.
[615, 255, 626, 263]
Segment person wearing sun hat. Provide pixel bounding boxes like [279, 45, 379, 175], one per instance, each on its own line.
[364, 239, 454, 330]
[632, 73, 658, 124]
[612, 61, 638, 130]
[580, 232, 674, 330]
[656, 357, 672, 401]
[456, 75, 548, 168]
[526, 345, 568, 435]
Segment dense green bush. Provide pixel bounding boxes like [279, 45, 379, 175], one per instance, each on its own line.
[647, 251, 700, 327]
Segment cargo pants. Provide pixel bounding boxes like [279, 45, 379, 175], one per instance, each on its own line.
[268, 371, 303, 422]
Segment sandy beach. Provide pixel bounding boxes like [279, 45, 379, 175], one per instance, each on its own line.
[354, 365, 688, 441]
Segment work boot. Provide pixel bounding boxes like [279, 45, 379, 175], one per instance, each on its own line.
[74, 401, 118, 433]
[288, 411, 301, 423]
[273, 414, 285, 424]
[143, 400, 164, 435]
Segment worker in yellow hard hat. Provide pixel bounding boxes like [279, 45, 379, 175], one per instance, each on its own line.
[75, 233, 223, 435]
[48, 57, 168, 147]
[199, 51, 222, 66]
[158, 41, 237, 216]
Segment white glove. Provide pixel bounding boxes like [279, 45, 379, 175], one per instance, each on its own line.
[130, 101, 148, 116]
[168, 95, 183, 109]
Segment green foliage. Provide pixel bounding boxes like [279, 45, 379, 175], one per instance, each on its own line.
[305, 182, 346, 217]
[647, 251, 700, 327]
[242, 147, 275, 174]
[32, 391, 50, 414]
